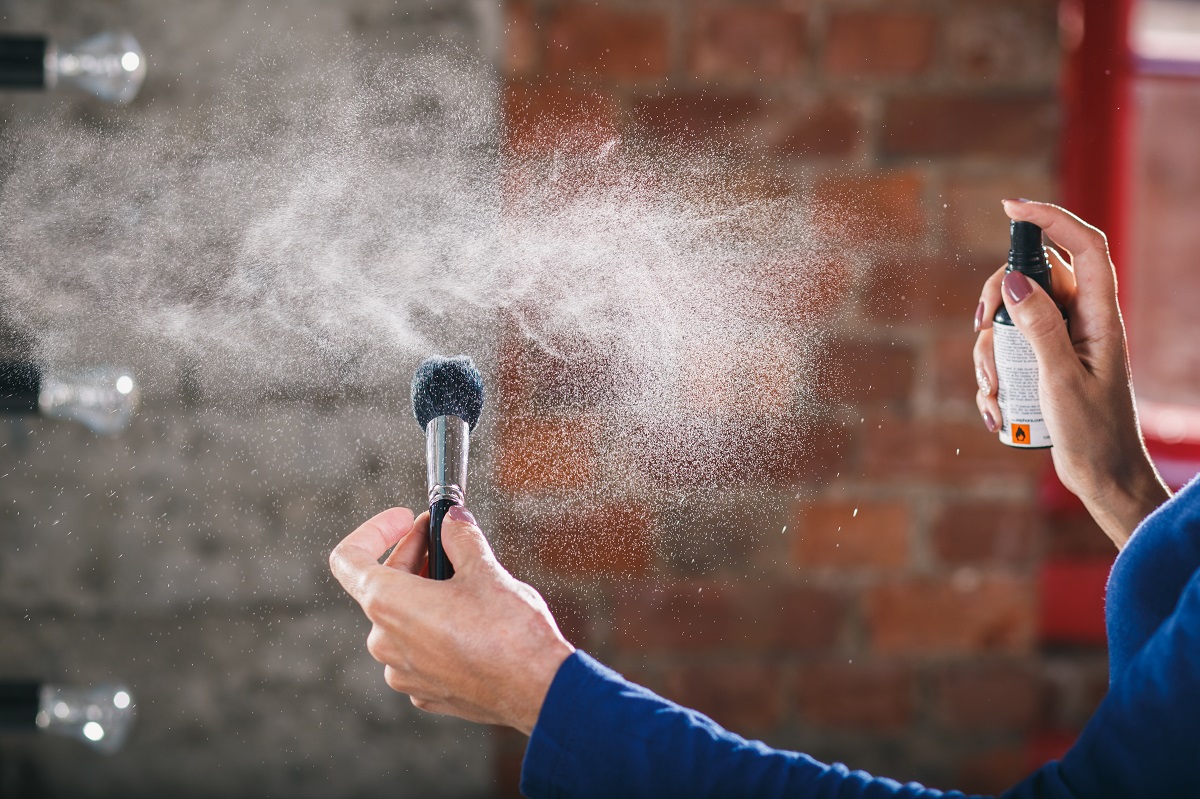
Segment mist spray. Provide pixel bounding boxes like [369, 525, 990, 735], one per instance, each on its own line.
[992, 220, 1065, 448]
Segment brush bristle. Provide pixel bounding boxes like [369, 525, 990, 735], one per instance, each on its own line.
[411, 355, 485, 431]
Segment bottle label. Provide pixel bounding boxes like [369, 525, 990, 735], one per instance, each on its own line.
[993, 320, 1051, 448]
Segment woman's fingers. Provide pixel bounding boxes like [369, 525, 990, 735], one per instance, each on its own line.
[384, 511, 430, 575]
[976, 264, 1006, 332]
[973, 326, 1001, 432]
[1045, 246, 1077, 309]
[1002, 200, 1119, 326]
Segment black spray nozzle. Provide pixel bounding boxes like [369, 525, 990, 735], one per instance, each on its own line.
[1008, 220, 1048, 274]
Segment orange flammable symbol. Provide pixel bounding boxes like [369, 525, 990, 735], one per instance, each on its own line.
[1013, 424, 1030, 444]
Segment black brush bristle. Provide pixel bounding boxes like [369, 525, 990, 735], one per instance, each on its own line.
[411, 355, 485, 431]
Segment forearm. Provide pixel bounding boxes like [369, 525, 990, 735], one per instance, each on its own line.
[522, 651, 978, 799]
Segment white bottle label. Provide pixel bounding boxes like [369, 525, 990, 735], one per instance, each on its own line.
[993, 320, 1052, 448]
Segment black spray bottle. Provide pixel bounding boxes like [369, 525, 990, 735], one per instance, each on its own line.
[992, 220, 1065, 448]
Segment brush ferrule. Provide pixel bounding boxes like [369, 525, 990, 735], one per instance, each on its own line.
[425, 414, 469, 506]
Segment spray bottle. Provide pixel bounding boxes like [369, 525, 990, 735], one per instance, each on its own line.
[992, 220, 1065, 448]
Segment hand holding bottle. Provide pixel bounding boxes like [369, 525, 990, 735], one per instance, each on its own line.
[973, 200, 1170, 548]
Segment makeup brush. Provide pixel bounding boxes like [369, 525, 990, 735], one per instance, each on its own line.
[411, 356, 485, 580]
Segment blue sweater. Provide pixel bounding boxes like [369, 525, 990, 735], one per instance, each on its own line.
[521, 476, 1200, 798]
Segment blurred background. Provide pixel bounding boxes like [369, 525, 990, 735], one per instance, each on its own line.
[2, 0, 1199, 797]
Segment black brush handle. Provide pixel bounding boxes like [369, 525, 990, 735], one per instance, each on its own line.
[427, 497, 456, 580]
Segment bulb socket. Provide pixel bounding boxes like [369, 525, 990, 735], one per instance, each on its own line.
[0, 35, 49, 88]
[0, 362, 41, 413]
[0, 680, 40, 731]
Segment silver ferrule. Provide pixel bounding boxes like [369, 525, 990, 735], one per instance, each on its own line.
[426, 415, 470, 505]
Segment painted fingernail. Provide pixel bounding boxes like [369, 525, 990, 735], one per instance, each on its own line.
[447, 505, 477, 526]
[983, 410, 997, 433]
[975, 366, 990, 395]
[1003, 271, 1033, 305]
[1002, 197, 1031, 204]
[974, 301, 985, 332]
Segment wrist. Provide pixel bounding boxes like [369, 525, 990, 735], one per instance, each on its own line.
[513, 638, 574, 736]
[1081, 456, 1171, 549]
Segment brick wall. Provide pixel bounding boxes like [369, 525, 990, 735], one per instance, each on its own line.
[493, 1, 1112, 794]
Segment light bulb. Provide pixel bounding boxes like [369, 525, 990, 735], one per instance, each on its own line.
[39, 367, 141, 435]
[47, 31, 147, 105]
[0, 31, 146, 104]
[0, 362, 139, 435]
[0, 681, 136, 754]
[35, 683, 137, 754]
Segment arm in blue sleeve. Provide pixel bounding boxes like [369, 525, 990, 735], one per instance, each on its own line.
[521, 651, 986, 799]
[1051, 562, 1200, 797]
[1105, 475, 1200, 682]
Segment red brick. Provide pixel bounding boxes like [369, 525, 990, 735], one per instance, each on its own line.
[541, 590, 600, 649]
[790, 499, 910, 572]
[933, 662, 1041, 731]
[957, 746, 1030, 796]
[861, 412, 1047, 485]
[866, 574, 1036, 654]
[945, 4, 1059, 84]
[1040, 655, 1108, 729]
[532, 503, 654, 577]
[776, 96, 864, 158]
[1043, 510, 1117, 559]
[690, 7, 807, 79]
[664, 661, 785, 731]
[944, 172, 1057, 253]
[810, 171, 926, 246]
[493, 413, 602, 492]
[1026, 731, 1078, 772]
[930, 501, 1037, 567]
[756, 256, 856, 329]
[823, 11, 938, 77]
[613, 581, 846, 653]
[814, 338, 916, 407]
[670, 333, 801, 418]
[503, 80, 620, 158]
[796, 661, 914, 731]
[881, 93, 1057, 159]
[505, 0, 538, 77]
[862, 255, 995, 324]
[632, 414, 854, 490]
[932, 330, 984, 419]
[1038, 559, 1111, 646]
[499, 331, 620, 410]
[546, 5, 669, 78]
[632, 91, 762, 146]
[655, 497, 772, 577]
[493, 726, 527, 798]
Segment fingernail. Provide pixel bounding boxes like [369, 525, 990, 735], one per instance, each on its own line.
[1003, 271, 1033, 305]
[975, 366, 990, 395]
[983, 410, 997, 433]
[447, 505, 477, 526]
[974, 301, 985, 332]
[1002, 197, 1031, 204]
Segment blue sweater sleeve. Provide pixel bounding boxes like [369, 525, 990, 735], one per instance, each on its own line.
[1043, 562, 1200, 797]
[522, 651, 984, 799]
[1105, 475, 1200, 682]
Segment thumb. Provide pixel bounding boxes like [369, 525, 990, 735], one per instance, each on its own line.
[1002, 272, 1081, 379]
[441, 505, 495, 571]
